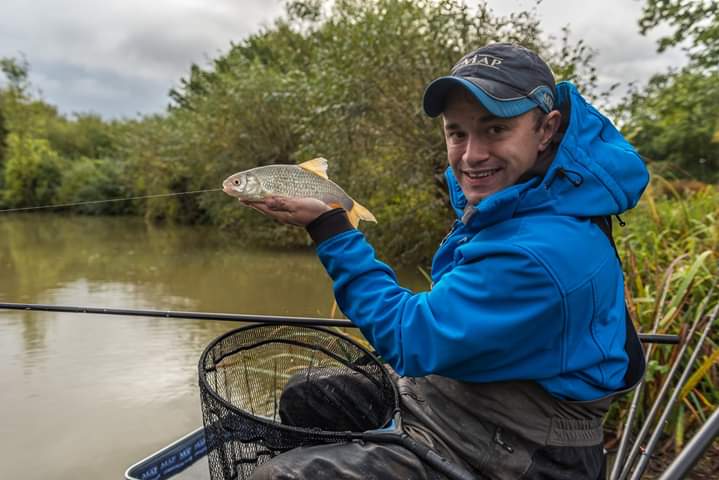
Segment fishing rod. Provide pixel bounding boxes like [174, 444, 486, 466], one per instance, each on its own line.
[0, 302, 681, 344]
[658, 406, 719, 480]
[0, 302, 354, 328]
[0, 188, 221, 213]
[615, 286, 714, 480]
[627, 302, 719, 480]
[609, 257, 689, 480]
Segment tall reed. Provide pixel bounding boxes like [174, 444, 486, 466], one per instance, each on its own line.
[610, 176, 718, 458]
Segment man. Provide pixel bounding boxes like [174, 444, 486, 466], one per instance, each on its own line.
[246, 43, 648, 479]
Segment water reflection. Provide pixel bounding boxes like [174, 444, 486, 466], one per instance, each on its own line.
[0, 214, 424, 480]
[0, 213, 340, 314]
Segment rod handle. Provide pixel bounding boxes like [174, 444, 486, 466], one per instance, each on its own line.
[638, 333, 680, 344]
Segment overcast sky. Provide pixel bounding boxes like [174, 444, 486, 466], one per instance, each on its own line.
[0, 0, 688, 119]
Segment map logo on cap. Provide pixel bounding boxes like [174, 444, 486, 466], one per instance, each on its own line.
[423, 43, 556, 118]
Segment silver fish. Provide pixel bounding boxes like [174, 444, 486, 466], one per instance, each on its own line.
[222, 157, 376, 226]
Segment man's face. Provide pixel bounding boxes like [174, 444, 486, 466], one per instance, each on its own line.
[442, 88, 553, 205]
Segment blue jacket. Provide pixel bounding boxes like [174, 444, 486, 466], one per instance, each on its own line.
[316, 82, 649, 401]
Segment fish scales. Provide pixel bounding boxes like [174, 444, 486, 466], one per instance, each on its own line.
[253, 165, 354, 210]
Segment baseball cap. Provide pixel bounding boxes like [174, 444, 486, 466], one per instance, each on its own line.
[423, 43, 556, 118]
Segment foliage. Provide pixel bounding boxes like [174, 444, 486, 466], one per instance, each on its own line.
[46, 113, 119, 160]
[0, 56, 17, 167]
[55, 156, 131, 215]
[638, 0, 719, 69]
[0, 56, 59, 138]
[0, 56, 30, 93]
[611, 1, 719, 181]
[2, 133, 64, 207]
[0, 55, 123, 212]
[614, 69, 719, 180]
[608, 178, 719, 455]
[0, 103, 7, 169]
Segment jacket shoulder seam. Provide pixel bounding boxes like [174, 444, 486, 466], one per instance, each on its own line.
[514, 217, 617, 296]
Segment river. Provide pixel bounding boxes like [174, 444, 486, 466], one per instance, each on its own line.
[0, 214, 425, 479]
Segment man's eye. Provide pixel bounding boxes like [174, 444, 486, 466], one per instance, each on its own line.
[488, 125, 506, 135]
[447, 131, 466, 140]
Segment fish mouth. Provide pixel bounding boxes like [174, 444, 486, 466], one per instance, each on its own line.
[222, 183, 238, 196]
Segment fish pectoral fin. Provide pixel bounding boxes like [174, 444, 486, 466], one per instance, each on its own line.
[352, 201, 377, 222]
[347, 209, 360, 228]
[327, 202, 343, 209]
[347, 200, 377, 227]
[298, 157, 329, 179]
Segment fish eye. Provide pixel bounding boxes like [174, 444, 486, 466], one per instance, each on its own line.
[233, 179, 240, 185]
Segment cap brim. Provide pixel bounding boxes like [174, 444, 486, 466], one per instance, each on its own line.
[422, 77, 538, 118]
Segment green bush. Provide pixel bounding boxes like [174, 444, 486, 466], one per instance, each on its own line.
[55, 156, 131, 214]
[2, 133, 64, 207]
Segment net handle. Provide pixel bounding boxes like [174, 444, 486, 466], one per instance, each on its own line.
[360, 413, 477, 480]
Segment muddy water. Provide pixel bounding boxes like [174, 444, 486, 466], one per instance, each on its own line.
[0, 214, 424, 479]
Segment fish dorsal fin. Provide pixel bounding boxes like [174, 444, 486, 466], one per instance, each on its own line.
[298, 157, 329, 179]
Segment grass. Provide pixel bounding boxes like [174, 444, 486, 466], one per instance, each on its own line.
[609, 176, 718, 469]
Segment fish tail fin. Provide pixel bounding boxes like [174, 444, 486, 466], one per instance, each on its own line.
[347, 201, 377, 227]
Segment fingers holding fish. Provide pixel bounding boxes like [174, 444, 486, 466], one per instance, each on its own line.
[242, 196, 331, 226]
[238, 199, 267, 215]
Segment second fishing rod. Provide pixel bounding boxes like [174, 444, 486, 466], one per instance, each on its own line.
[0, 302, 681, 344]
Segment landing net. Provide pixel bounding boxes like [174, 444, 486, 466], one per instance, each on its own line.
[198, 324, 396, 480]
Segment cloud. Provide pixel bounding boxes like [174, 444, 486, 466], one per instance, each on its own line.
[481, 0, 689, 104]
[0, 0, 690, 118]
[1, 0, 284, 117]
[31, 59, 171, 118]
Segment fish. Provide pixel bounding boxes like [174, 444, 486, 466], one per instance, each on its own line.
[222, 157, 377, 227]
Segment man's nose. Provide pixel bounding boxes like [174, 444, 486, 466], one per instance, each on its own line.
[463, 135, 490, 164]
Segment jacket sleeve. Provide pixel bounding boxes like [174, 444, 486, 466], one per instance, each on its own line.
[317, 229, 566, 381]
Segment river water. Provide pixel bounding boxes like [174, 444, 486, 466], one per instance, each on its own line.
[0, 214, 424, 479]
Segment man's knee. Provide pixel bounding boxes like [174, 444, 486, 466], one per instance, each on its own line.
[279, 370, 387, 431]
[249, 446, 346, 480]
[250, 459, 298, 480]
[248, 442, 434, 480]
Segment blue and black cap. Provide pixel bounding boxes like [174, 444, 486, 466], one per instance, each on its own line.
[423, 43, 556, 118]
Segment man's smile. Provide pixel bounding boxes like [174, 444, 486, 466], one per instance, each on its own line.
[462, 167, 502, 179]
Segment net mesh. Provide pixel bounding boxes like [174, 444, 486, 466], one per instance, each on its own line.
[198, 324, 396, 480]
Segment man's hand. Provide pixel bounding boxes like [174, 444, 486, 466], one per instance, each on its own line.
[241, 196, 332, 227]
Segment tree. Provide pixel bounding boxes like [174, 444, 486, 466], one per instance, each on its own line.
[55, 156, 130, 214]
[639, 0, 719, 69]
[0, 56, 30, 94]
[611, 1, 719, 180]
[616, 70, 719, 179]
[0, 105, 7, 167]
[46, 113, 118, 160]
[3, 133, 64, 207]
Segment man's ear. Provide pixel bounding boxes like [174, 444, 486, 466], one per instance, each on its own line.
[538, 110, 561, 152]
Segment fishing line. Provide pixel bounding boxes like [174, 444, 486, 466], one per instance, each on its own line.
[0, 188, 222, 213]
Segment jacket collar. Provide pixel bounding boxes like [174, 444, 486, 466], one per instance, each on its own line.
[445, 167, 541, 230]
